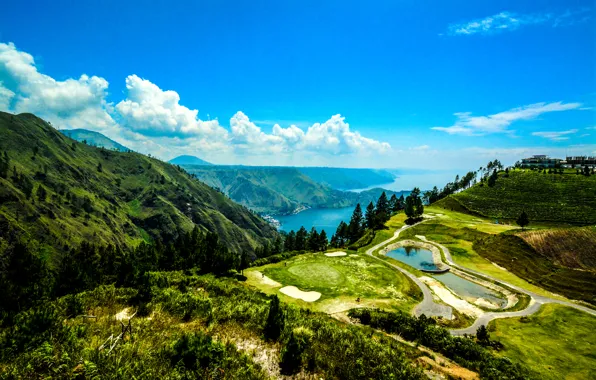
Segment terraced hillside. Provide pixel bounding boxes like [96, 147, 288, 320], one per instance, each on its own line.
[437, 169, 596, 224]
[516, 227, 596, 270]
[0, 112, 277, 254]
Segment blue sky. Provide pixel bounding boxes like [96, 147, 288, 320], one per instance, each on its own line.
[0, 0, 594, 170]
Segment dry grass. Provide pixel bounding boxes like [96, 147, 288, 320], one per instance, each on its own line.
[517, 226, 596, 270]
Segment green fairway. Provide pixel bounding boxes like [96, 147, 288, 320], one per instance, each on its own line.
[490, 304, 596, 380]
[246, 251, 422, 314]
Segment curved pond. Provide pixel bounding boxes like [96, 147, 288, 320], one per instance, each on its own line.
[386, 246, 439, 271]
[386, 246, 507, 308]
[432, 272, 507, 308]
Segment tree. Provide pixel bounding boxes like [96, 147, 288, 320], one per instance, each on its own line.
[239, 251, 250, 275]
[365, 202, 376, 230]
[487, 169, 498, 187]
[388, 194, 398, 214]
[476, 325, 490, 345]
[405, 188, 423, 221]
[264, 295, 285, 341]
[318, 230, 328, 252]
[307, 227, 320, 251]
[516, 210, 529, 230]
[375, 192, 390, 228]
[347, 203, 364, 242]
[36, 185, 47, 202]
[295, 226, 308, 251]
[97, 163, 103, 172]
[285, 230, 296, 252]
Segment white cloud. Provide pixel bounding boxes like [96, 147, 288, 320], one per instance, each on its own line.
[446, 9, 591, 36]
[0, 42, 390, 163]
[586, 126, 596, 130]
[432, 102, 583, 136]
[532, 129, 578, 141]
[411, 145, 430, 150]
[0, 42, 117, 133]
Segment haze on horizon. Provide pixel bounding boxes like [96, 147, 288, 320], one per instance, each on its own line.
[0, 0, 594, 172]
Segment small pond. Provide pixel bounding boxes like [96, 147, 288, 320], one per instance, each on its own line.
[432, 272, 507, 308]
[386, 246, 507, 308]
[386, 246, 439, 271]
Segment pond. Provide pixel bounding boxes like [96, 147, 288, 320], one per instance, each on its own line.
[385, 246, 439, 271]
[386, 245, 507, 308]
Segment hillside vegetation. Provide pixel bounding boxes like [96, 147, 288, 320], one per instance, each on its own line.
[438, 169, 596, 224]
[0, 112, 277, 254]
[517, 227, 596, 270]
[183, 165, 406, 214]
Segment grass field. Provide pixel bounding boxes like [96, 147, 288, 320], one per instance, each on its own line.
[246, 251, 422, 314]
[489, 304, 596, 380]
[399, 207, 574, 301]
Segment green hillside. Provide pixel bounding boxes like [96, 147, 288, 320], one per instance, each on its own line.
[0, 112, 277, 254]
[183, 165, 406, 214]
[59, 128, 129, 152]
[437, 169, 596, 225]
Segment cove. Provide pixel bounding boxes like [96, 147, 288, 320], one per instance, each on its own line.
[275, 206, 355, 236]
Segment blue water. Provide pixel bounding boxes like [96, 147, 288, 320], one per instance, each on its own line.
[387, 246, 507, 307]
[432, 272, 507, 307]
[276, 207, 354, 236]
[348, 172, 459, 193]
[386, 246, 439, 270]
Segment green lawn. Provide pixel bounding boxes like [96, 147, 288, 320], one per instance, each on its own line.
[490, 304, 596, 380]
[246, 251, 422, 314]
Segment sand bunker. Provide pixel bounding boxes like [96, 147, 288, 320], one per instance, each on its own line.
[279, 286, 321, 302]
[325, 251, 347, 257]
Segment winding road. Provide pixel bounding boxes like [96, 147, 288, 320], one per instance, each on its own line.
[366, 220, 596, 335]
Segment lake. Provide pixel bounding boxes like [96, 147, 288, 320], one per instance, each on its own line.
[275, 206, 354, 236]
[348, 171, 459, 192]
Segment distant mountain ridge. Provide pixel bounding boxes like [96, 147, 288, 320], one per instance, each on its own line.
[60, 128, 130, 152]
[169, 155, 212, 166]
[296, 167, 395, 190]
[181, 164, 407, 215]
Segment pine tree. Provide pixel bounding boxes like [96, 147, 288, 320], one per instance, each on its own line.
[318, 230, 328, 251]
[365, 202, 376, 230]
[308, 227, 320, 251]
[375, 192, 390, 229]
[295, 226, 308, 251]
[285, 230, 296, 252]
[388, 194, 398, 214]
[348, 203, 364, 243]
[264, 295, 285, 341]
[516, 210, 529, 230]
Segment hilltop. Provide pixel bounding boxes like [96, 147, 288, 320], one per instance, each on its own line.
[169, 155, 212, 166]
[0, 112, 277, 254]
[436, 169, 596, 225]
[182, 165, 406, 215]
[59, 128, 129, 152]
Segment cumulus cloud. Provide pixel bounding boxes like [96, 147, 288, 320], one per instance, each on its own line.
[532, 129, 578, 141]
[432, 102, 583, 136]
[446, 8, 591, 36]
[0, 42, 390, 162]
[0, 42, 117, 132]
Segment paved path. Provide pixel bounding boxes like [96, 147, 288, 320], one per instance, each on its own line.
[366, 221, 596, 336]
[365, 225, 453, 319]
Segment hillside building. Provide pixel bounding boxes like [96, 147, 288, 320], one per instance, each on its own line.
[560, 156, 596, 168]
[520, 155, 561, 168]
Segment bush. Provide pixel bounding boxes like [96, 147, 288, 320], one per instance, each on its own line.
[280, 327, 313, 374]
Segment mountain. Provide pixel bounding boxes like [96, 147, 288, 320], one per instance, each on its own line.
[169, 155, 213, 166]
[436, 169, 596, 225]
[181, 165, 407, 215]
[296, 167, 395, 190]
[0, 112, 277, 254]
[60, 128, 129, 152]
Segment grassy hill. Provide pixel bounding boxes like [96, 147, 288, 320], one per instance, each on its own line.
[59, 128, 129, 152]
[0, 112, 277, 254]
[182, 165, 406, 215]
[436, 169, 596, 225]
